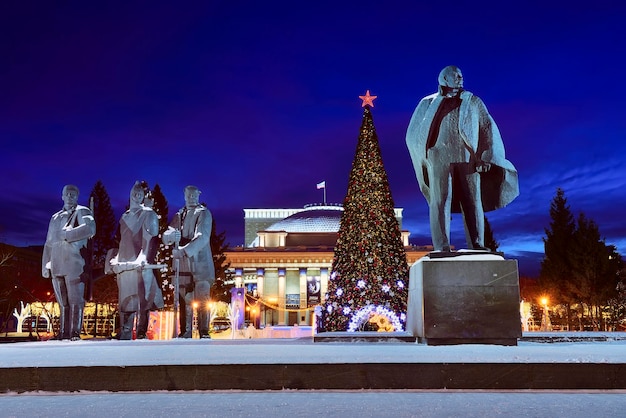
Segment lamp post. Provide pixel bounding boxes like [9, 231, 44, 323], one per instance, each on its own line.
[192, 301, 199, 338]
[540, 297, 552, 332]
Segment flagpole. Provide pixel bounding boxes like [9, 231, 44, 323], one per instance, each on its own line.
[317, 181, 327, 205]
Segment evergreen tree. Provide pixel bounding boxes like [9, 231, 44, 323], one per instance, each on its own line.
[569, 213, 622, 329]
[88, 180, 117, 273]
[210, 219, 232, 303]
[540, 188, 576, 327]
[152, 184, 170, 234]
[606, 270, 626, 331]
[484, 215, 499, 252]
[540, 189, 576, 296]
[540, 188, 623, 330]
[150, 184, 173, 307]
[88, 181, 117, 303]
[322, 101, 409, 332]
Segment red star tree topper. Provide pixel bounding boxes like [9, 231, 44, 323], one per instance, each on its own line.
[359, 90, 377, 107]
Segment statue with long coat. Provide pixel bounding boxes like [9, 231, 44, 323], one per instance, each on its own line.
[406, 66, 518, 251]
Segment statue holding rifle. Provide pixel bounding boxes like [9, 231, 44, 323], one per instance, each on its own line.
[163, 185, 215, 338]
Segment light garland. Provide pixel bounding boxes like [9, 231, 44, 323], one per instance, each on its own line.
[347, 304, 404, 332]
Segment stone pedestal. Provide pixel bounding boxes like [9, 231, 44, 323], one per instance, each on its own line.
[406, 254, 521, 346]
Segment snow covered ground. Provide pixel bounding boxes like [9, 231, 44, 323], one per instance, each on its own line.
[2, 333, 626, 367]
[2, 334, 626, 417]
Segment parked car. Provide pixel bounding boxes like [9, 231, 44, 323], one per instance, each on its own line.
[24, 316, 49, 333]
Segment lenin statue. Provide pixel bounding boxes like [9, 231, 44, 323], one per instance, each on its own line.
[406, 65, 518, 252]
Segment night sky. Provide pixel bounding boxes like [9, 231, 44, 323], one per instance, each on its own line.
[1, 1, 625, 278]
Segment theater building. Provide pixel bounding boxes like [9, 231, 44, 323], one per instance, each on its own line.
[223, 204, 430, 328]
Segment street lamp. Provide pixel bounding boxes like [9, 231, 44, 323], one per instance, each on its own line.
[192, 301, 199, 338]
[540, 297, 552, 332]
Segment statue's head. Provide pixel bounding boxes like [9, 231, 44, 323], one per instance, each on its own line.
[129, 181, 145, 206]
[62, 185, 79, 209]
[184, 185, 201, 207]
[438, 66, 463, 95]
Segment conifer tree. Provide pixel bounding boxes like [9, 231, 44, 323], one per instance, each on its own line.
[570, 213, 622, 329]
[87, 180, 117, 303]
[210, 219, 232, 303]
[541, 189, 576, 296]
[152, 184, 169, 233]
[540, 188, 576, 327]
[88, 180, 117, 273]
[150, 184, 173, 307]
[322, 96, 408, 332]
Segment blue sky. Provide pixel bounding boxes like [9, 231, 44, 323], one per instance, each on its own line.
[1, 1, 625, 277]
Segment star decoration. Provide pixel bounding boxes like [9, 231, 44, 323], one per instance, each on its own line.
[359, 90, 377, 107]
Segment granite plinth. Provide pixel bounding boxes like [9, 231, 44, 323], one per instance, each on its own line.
[407, 255, 521, 345]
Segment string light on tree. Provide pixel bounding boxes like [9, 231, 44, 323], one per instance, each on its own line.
[322, 92, 409, 332]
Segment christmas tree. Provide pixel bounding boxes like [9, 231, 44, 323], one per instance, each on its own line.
[322, 91, 409, 332]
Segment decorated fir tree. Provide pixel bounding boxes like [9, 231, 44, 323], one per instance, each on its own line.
[322, 91, 409, 332]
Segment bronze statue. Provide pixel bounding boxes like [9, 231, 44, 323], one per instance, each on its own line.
[406, 66, 518, 252]
[42, 185, 96, 340]
[163, 185, 215, 338]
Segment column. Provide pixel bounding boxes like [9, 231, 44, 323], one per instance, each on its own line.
[320, 268, 329, 304]
[299, 268, 308, 325]
[278, 268, 286, 325]
[257, 268, 264, 328]
[235, 268, 243, 288]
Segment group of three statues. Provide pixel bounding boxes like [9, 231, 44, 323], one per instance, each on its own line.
[41, 66, 517, 340]
[42, 183, 215, 340]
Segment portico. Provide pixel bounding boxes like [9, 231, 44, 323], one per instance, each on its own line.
[226, 248, 334, 326]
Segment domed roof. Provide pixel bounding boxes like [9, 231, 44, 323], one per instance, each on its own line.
[265, 205, 343, 233]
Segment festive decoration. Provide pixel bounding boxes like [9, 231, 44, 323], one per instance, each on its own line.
[347, 304, 403, 332]
[359, 90, 377, 107]
[322, 97, 409, 332]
